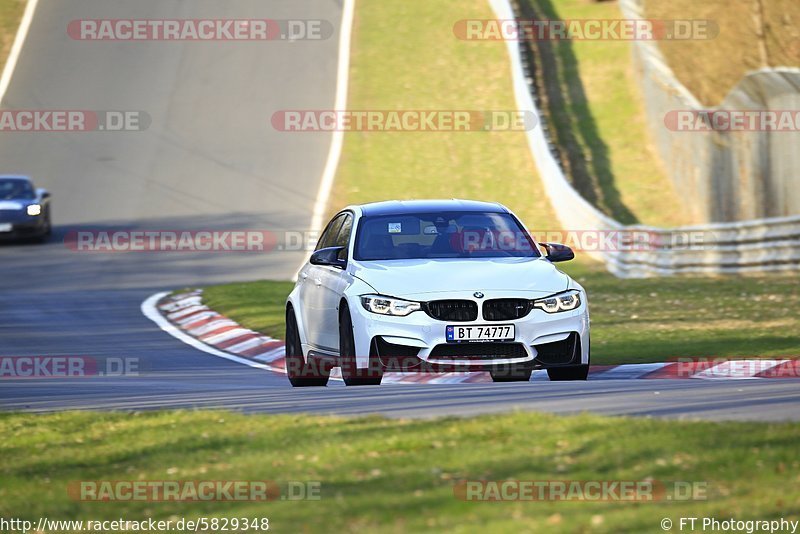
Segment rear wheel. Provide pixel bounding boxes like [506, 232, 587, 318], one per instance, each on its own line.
[285, 306, 329, 387]
[339, 302, 383, 386]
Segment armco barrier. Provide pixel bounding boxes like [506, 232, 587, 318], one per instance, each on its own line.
[491, 0, 800, 277]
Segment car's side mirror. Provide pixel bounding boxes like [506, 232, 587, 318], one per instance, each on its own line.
[36, 188, 50, 200]
[541, 242, 574, 263]
[310, 246, 347, 269]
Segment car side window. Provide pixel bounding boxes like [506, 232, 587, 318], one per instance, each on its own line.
[333, 213, 353, 259]
[315, 214, 345, 251]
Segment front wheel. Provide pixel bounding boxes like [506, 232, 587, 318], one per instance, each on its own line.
[547, 365, 589, 381]
[490, 365, 532, 382]
[547, 334, 589, 381]
[34, 213, 51, 244]
[339, 303, 383, 386]
[285, 307, 329, 387]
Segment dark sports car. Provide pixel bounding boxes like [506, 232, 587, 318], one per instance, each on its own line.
[0, 175, 52, 241]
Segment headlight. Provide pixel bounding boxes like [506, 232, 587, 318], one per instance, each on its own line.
[360, 294, 421, 316]
[27, 204, 42, 216]
[532, 290, 582, 313]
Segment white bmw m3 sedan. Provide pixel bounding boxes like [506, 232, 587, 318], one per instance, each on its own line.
[286, 199, 590, 387]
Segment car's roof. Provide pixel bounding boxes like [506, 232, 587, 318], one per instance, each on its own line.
[358, 199, 507, 217]
[0, 175, 31, 182]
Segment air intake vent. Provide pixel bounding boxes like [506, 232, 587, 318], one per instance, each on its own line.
[533, 333, 580, 365]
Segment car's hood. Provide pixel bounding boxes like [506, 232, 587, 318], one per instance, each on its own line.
[351, 257, 569, 298]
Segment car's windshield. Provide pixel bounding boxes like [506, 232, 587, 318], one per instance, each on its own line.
[354, 211, 540, 260]
[0, 179, 35, 200]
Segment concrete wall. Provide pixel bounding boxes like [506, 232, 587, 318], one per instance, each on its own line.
[493, 0, 800, 277]
[620, 0, 800, 223]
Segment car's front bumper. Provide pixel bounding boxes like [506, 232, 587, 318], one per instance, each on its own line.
[0, 215, 48, 239]
[348, 291, 590, 371]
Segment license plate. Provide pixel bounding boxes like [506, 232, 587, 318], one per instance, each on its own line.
[446, 324, 515, 343]
[0, 223, 11, 232]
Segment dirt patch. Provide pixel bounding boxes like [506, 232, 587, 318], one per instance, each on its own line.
[645, 0, 800, 106]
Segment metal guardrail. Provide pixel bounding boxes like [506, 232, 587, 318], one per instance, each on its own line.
[491, 0, 800, 277]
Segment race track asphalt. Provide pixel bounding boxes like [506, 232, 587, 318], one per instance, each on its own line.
[1, 0, 798, 422]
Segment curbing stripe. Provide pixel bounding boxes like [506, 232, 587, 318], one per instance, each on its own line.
[226, 337, 268, 354]
[591, 363, 668, 380]
[141, 292, 279, 372]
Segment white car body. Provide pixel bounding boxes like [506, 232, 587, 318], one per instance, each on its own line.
[286, 200, 590, 386]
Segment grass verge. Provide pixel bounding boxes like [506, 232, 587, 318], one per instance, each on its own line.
[203, 281, 294, 340]
[0, 0, 24, 71]
[560, 261, 800, 363]
[520, 0, 690, 227]
[202, 266, 800, 366]
[330, 0, 556, 229]
[645, 0, 800, 106]
[2, 410, 798, 532]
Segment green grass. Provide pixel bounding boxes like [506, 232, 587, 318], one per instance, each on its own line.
[330, 0, 556, 228]
[202, 266, 800, 365]
[2, 410, 798, 533]
[559, 262, 800, 363]
[0, 0, 24, 70]
[521, 0, 691, 227]
[203, 281, 294, 340]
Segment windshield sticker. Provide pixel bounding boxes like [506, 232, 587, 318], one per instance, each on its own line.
[388, 222, 402, 233]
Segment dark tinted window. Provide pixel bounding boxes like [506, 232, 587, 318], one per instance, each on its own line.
[333, 213, 353, 248]
[315, 214, 345, 251]
[354, 211, 539, 260]
[0, 179, 34, 200]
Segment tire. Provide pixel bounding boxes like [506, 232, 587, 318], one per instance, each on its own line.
[490, 365, 532, 382]
[339, 302, 383, 386]
[547, 365, 589, 381]
[44, 209, 52, 236]
[547, 334, 590, 381]
[35, 213, 51, 243]
[285, 306, 329, 387]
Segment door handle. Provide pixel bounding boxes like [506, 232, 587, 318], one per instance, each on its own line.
[314, 278, 322, 287]
[300, 272, 308, 280]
